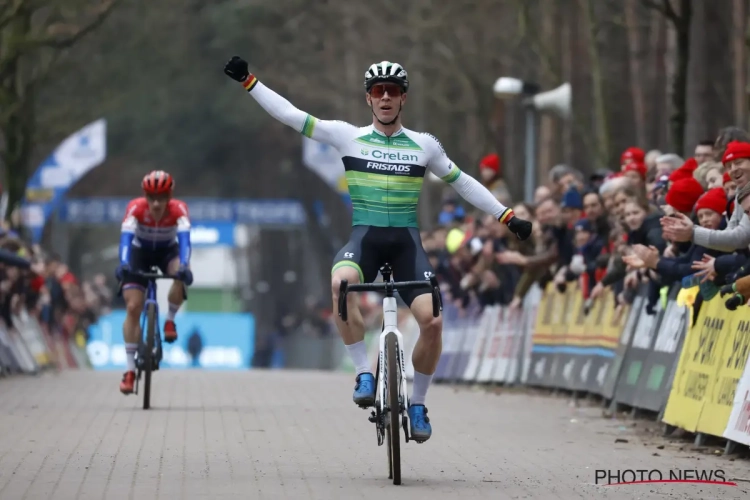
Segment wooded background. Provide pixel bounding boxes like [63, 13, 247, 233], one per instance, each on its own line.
[2, 0, 749, 221]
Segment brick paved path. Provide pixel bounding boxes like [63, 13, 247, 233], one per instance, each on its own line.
[0, 370, 747, 500]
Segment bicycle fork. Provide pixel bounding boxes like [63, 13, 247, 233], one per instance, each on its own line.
[374, 296, 412, 442]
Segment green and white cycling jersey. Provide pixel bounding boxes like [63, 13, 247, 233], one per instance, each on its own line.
[246, 81, 512, 228]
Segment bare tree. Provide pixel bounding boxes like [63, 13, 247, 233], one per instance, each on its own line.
[0, 0, 121, 222]
[642, 0, 692, 155]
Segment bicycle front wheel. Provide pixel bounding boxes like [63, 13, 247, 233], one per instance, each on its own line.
[142, 303, 156, 410]
[386, 332, 401, 485]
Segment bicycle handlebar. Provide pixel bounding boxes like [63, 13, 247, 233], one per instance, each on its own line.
[127, 271, 179, 280]
[338, 275, 442, 322]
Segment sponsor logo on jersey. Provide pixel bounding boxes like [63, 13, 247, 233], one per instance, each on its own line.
[366, 162, 411, 173]
[360, 148, 369, 155]
[371, 150, 419, 162]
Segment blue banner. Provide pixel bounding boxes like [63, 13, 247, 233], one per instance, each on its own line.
[59, 197, 307, 226]
[190, 222, 236, 247]
[86, 310, 255, 370]
[21, 119, 107, 243]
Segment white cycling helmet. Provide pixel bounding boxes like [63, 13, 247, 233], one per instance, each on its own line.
[364, 61, 409, 92]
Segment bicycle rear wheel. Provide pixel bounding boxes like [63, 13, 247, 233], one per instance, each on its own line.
[386, 332, 401, 485]
[142, 303, 156, 410]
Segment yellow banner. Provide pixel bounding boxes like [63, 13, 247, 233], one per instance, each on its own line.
[584, 291, 606, 349]
[696, 307, 750, 436]
[533, 283, 557, 346]
[663, 298, 727, 431]
[601, 293, 628, 350]
[554, 287, 576, 346]
[566, 285, 590, 346]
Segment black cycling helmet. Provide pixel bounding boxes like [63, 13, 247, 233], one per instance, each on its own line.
[364, 61, 409, 93]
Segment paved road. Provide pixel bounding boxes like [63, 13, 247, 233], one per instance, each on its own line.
[0, 370, 747, 500]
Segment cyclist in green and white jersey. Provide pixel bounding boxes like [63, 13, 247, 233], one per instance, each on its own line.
[224, 56, 532, 442]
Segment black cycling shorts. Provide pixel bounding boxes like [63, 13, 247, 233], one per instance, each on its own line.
[331, 226, 438, 307]
[123, 244, 179, 291]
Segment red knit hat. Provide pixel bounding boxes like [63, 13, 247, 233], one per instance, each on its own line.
[623, 161, 647, 179]
[722, 141, 750, 164]
[668, 167, 692, 183]
[694, 187, 727, 215]
[479, 154, 500, 173]
[665, 177, 704, 213]
[621, 147, 645, 165]
[682, 157, 698, 172]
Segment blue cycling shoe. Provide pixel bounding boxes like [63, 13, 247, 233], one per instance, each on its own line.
[408, 404, 432, 442]
[353, 373, 375, 408]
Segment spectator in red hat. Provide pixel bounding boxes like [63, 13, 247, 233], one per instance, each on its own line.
[694, 188, 727, 228]
[713, 126, 750, 162]
[621, 147, 645, 169]
[664, 177, 704, 216]
[623, 161, 647, 187]
[625, 187, 727, 288]
[662, 139, 750, 252]
[478, 153, 511, 206]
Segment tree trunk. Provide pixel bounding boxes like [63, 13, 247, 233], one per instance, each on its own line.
[671, 0, 692, 156]
[733, 0, 747, 128]
[625, 0, 647, 148]
[581, 0, 611, 165]
[0, 9, 33, 225]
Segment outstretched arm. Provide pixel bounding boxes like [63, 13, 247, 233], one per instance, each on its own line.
[225, 56, 353, 149]
[422, 133, 527, 232]
[422, 134, 512, 220]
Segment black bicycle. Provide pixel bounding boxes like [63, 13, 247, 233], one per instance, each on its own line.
[120, 267, 186, 410]
[339, 264, 441, 485]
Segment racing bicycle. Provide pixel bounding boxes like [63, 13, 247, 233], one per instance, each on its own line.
[120, 267, 186, 410]
[338, 264, 441, 485]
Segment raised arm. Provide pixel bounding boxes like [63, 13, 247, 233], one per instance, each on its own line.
[422, 133, 531, 239]
[224, 56, 354, 149]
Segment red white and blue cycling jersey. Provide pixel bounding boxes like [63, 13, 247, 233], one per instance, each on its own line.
[119, 197, 192, 266]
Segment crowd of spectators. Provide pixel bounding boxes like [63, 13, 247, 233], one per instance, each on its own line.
[0, 220, 112, 354]
[423, 128, 750, 319]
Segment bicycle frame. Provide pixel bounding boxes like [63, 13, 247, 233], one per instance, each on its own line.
[140, 279, 163, 367]
[377, 295, 409, 417]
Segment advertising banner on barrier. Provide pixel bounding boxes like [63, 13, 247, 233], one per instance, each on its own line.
[0, 323, 20, 373]
[453, 317, 479, 382]
[527, 285, 556, 387]
[561, 289, 588, 391]
[475, 306, 501, 383]
[662, 299, 725, 431]
[575, 289, 619, 394]
[612, 290, 666, 407]
[86, 311, 255, 370]
[494, 307, 525, 384]
[464, 306, 498, 382]
[632, 297, 688, 412]
[519, 285, 542, 385]
[696, 308, 750, 437]
[600, 294, 641, 399]
[435, 303, 463, 381]
[547, 287, 577, 388]
[11, 311, 52, 369]
[580, 293, 608, 393]
[724, 350, 750, 446]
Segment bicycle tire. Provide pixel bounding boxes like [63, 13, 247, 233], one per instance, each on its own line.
[386, 332, 401, 485]
[143, 303, 156, 410]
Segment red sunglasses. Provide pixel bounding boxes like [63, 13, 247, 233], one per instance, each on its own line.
[369, 83, 403, 99]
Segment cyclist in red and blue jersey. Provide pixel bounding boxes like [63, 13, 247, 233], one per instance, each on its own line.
[115, 170, 193, 394]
